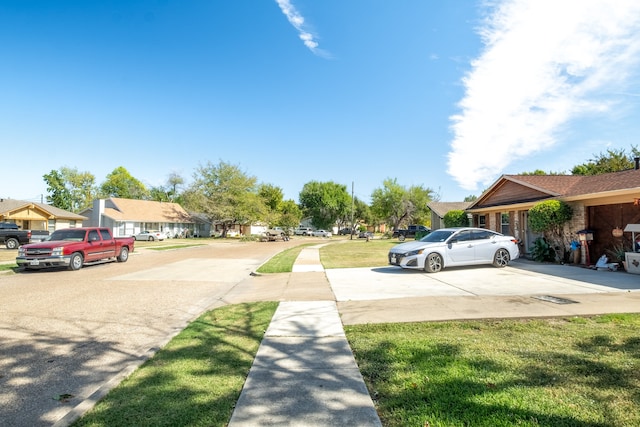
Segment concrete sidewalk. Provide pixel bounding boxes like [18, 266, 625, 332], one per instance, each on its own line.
[229, 244, 382, 426]
[229, 244, 640, 426]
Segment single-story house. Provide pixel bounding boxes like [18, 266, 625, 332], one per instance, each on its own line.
[81, 198, 203, 238]
[0, 198, 86, 232]
[427, 201, 473, 230]
[466, 166, 640, 263]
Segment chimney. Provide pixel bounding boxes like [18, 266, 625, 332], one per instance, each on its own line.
[635, 157, 640, 170]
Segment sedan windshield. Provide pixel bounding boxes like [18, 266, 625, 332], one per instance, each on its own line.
[419, 229, 455, 242]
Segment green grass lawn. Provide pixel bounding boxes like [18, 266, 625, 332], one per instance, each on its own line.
[72, 303, 278, 427]
[346, 314, 640, 427]
[71, 238, 640, 426]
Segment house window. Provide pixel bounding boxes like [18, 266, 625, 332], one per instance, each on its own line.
[478, 215, 486, 228]
[48, 220, 55, 233]
[501, 213, 510, 235]
[69, 220, 76, 228]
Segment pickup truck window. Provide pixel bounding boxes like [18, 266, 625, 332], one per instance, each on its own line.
[50, 229, 87, 241]
[88, 230, 100, 241]
[99, 229, 112, 240]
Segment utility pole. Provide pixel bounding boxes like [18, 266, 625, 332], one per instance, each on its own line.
[350, 181, 354, 240]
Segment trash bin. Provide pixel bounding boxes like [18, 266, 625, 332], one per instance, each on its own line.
[415, 231, 428, 240]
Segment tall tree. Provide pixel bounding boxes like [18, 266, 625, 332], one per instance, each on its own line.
[99, 166, 149, 199]
[257, 183, 302, 230]
[370, 178, 434, 231]
[183, 161, 266, 236]
[43, 170, 72, 211]
[572, 146, 640, 175]
[167, 172, 184, 202]
[43, 167, 96, 212]
[298, 181, 351, 230]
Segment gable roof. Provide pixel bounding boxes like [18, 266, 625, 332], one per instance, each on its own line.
[0, 198, 86, 220]
[470, 168, 640, 209]
[428, 201, 472, 218]
[100, 198, 193, 223]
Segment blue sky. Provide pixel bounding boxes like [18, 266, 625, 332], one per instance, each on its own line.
[3, 0, 640, 205]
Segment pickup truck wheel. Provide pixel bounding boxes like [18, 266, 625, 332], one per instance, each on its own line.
[5, 238, 19, 249]
[69, 252, 84, 271]
[117, 247, 129, 262]
[398, 235, 406, 241]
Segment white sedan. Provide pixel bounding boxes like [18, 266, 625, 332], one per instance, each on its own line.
[312, 229, 332, 237]
[133, 230, 167, 241]
[388, 227, 519, 273]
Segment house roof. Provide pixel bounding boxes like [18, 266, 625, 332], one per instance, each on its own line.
[470, 168, 640, 209]
[100, 198, 193, 223]
[428, 201, 473, 218]
[0, 198, 87, 220]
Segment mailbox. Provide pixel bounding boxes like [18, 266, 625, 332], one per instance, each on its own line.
[577, 230, 593, 241]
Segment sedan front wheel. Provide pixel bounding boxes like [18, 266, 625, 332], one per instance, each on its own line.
[424, 252, 443, 273]
[493, 248, 510, 268]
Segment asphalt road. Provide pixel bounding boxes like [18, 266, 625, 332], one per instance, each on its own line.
[0, 239, 303, 427]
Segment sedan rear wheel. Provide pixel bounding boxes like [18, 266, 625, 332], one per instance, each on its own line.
[493, 248, 510, 268]
[149, 236, 154, 241]
[424, 252, 443, 273]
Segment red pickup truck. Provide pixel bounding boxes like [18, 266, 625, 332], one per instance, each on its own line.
[16, 227, 134, 271]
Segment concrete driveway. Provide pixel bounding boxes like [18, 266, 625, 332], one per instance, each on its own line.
[329, 260, 640, 324]
[327, 260, 639, 301]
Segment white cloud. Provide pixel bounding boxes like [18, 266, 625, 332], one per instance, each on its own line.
[447, 0, 640, 190]
[275, 0, 328, 56]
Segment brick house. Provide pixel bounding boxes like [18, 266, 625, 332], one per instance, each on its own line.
[466, 167, 640, 263]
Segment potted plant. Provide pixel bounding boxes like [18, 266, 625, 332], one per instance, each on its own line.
[606, 243, 632, 270]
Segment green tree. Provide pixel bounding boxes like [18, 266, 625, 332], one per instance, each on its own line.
[167, 172, 184, 202]
[278, 199, 303, 232]
[258, 183, 302, 230]
[298, 181, 351, 230]
[148, 172, 186, 203]
[99, 166, 149, 199]
[443, 210, 469, 227]
[43, 170, 72, 211]
[528, 199, 573, 262]
[43, 167, 96, 212]
[370, 178, 434, 231]
[183, 161, 266, 237]
[571, 146, 640, 175]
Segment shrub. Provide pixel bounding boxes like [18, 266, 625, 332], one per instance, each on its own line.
[528, 200, 573, 262]
[529, 237, 556, 262]
[443, 210, 469, 227]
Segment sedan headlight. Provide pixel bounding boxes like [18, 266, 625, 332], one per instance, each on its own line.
[405, 249, 424, 256]
[51, 247, 64, 256]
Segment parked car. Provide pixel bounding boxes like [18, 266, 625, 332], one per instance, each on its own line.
[133, 230, 167, 241]
[338, 228, 357, 235]
[388, 227, 519, 273]
[312, 229, 332, 237]
[294, 227, 314, 236]
[358, 231, 374, 239]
